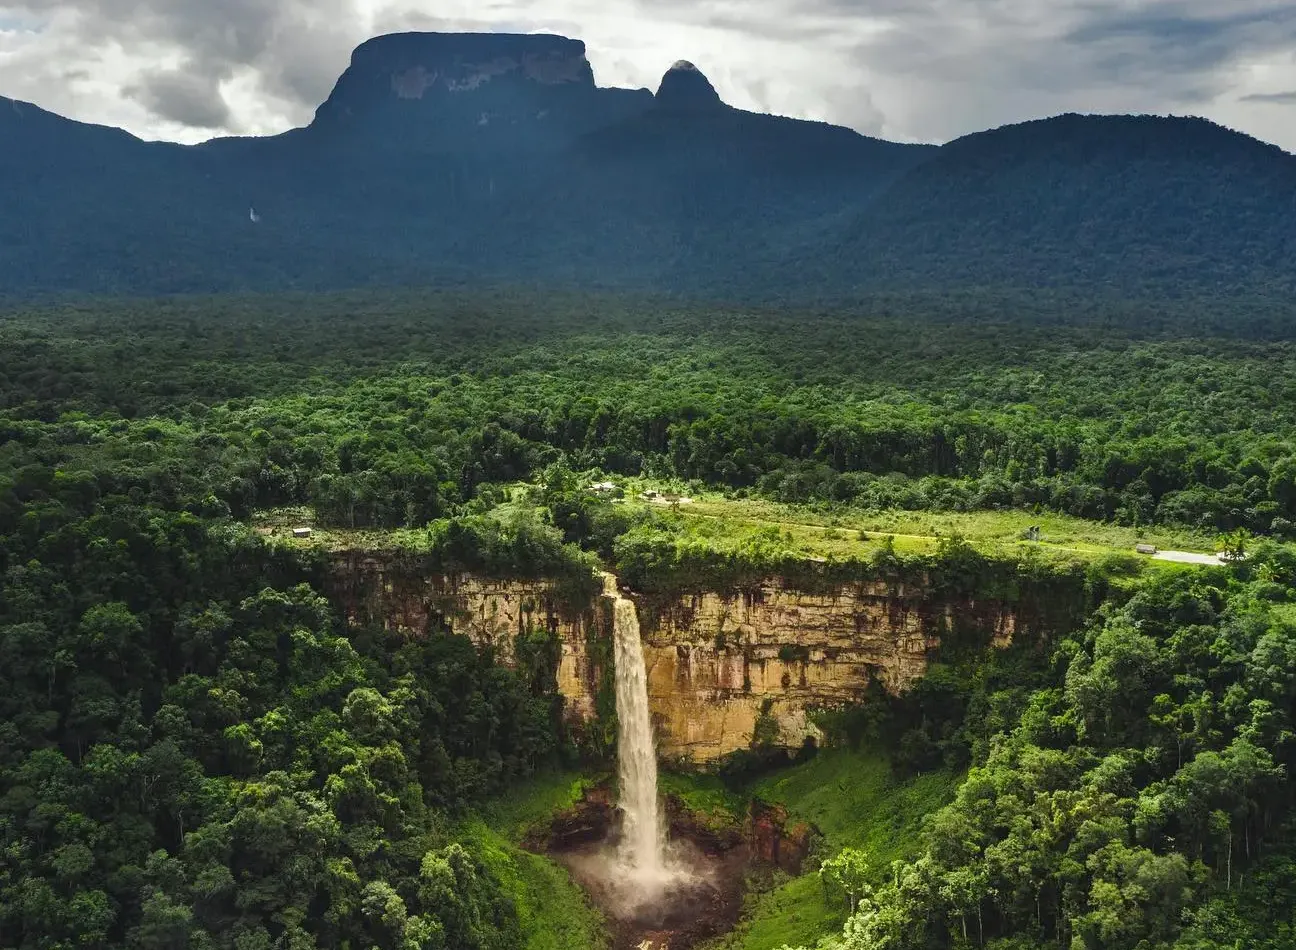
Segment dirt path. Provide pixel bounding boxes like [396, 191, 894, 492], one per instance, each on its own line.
[1153, 550, 1226, 566]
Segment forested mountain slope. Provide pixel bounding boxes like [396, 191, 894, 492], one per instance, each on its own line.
[808, 113, 1296, 294]
[2, 32, 1294, 301]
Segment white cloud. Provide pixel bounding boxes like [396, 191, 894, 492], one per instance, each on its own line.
[0, 0, 1293, 150]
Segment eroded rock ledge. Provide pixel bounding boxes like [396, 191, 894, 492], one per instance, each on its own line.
[327, 553, 1070, 762]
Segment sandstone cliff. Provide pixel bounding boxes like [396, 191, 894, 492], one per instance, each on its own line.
[328, 552, 602, 723]
[634, 581, 1017, 762]
[327, 554, 1042, 762]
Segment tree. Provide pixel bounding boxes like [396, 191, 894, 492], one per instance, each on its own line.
[1220, 528, 1252, 561]
[130, 889, 194, 950]
[821, 849, 873, 914]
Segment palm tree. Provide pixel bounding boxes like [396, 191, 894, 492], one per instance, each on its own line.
[1218, 527, 1252, 561]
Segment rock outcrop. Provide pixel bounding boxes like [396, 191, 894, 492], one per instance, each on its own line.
[635, 581, 1017, 762]
[316, 32, 592, 110]
[328, 554, 1047, 763]
[745, 800, 815, 874]
[654, 61, 726, 112]
[328, 553, 602, 723]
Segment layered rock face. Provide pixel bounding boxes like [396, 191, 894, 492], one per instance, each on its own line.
[635, 582, 1017, 762]
[328, 553, 602, 722]
[329, 554, 1037, 763]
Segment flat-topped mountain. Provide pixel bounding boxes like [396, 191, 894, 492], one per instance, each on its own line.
[2, 30, 1294, 301]
[303, 32, 650, 151]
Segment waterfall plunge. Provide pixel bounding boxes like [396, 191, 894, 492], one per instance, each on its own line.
[604, 573, 698, 906]
[606, 572, 666, 878]
[550, 576, 722, 943]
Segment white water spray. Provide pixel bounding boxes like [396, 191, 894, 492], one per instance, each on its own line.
[605, 572, 666, 880]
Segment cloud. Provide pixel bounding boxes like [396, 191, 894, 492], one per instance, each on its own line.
[1242, 90, 1296, 103]
[124, 65, 231, 128]
[1061, 3, 1296, 92]
[0, 0, 360, 137]
[0, 0, 1293, 151]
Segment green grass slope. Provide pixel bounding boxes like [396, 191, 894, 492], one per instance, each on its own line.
[710, 750, 959, 950]
[467, 771, 610, 950]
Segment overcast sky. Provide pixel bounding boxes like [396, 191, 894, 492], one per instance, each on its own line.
[2, 0, 1295, 150]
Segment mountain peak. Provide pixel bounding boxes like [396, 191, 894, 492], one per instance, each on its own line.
[655, 60, 725, 112]
[312, 31, 597, 128]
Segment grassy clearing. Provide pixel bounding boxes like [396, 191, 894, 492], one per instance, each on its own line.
[466, 770, 611, 950]
[254, 481, 1225, 577]
[475, 769, 606, 841]
[707, 749, 959, 950]
[461, 818, 608, 950]
[250, 505, 440, 552]
[747, 749, 958, 855]
[615, 484, 1219, 560]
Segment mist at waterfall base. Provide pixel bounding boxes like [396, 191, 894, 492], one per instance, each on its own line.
[563, 578, 721, 931]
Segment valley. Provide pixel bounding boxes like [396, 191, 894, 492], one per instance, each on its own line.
[464, 750, 954, 950]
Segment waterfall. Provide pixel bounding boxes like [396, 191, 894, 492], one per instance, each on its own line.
[604, 573, 666, 881]
[551, 575, 710, 931]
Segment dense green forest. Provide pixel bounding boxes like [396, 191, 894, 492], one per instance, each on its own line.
[5, 291, 1296, 949]
[6, 291, 1296, 536]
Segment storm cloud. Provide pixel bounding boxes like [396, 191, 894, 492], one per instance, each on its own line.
[0, 0, 1294, 149]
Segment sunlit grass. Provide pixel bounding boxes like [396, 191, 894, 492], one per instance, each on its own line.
[465, 770, 613, 950]
[253, 478, 1228, 579]
[659, 770, 748, 830]
[460, 818, 609, 950]
[705, 748, 958, 950]
[623, 486, 1215, 551]
[598, 478, 1224, 576]
[476, 769, 606, 841]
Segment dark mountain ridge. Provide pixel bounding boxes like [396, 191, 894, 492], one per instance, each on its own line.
[801, 113, 1296, 296]
[2, 31, 1293, 301]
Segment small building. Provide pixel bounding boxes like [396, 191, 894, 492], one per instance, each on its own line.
[590, 481, 618, 495]
[1135, 543, 1157, 555]
[641, 489, 661, 500]
[292, 527, 313, 539]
